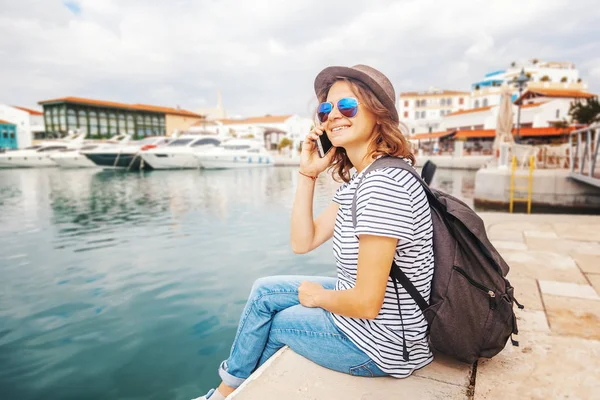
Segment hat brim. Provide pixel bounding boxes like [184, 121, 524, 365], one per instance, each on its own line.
[314, 66, 399, 123]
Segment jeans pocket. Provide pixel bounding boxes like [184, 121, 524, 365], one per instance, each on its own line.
[349, 360, 380, 377]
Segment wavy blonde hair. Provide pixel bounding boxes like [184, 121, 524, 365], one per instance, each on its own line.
[316, 77, 415, 183]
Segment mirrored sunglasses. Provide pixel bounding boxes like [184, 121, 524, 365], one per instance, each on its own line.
[317, 97, 361, 123]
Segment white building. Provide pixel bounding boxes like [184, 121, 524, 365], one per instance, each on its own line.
[0, 105, 45, 148]
[470, 60, 587, 109]
[443, 87, 596, 132]
[398, 88, 470, 135]
[189, 114, 312, 150]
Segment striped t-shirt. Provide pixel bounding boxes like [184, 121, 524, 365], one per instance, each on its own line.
[330, 160, 435, 378]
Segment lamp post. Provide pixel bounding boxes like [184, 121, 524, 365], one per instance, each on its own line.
[514, 68, 530, 144]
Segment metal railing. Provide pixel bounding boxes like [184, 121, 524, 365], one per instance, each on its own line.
[569, 123, 600, 187]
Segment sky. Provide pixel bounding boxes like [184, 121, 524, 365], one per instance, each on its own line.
[1, 0, 600, 118]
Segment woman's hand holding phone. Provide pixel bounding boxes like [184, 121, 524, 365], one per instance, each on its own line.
[300, 125, 336, 177]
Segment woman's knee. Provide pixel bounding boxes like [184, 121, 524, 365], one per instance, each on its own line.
[249, 275, 298, 299]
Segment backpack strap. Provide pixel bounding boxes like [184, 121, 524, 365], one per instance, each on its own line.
[350, 156, 433, 313]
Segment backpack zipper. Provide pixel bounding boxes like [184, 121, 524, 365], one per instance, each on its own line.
[453, 266, 497, 309]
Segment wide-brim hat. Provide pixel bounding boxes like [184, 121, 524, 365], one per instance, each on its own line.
[314, 64, 399, 123]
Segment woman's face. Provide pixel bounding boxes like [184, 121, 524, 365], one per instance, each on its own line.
[322, 80, 377, 149]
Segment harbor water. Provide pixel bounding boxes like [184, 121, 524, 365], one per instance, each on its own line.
[0, 167, 475, 400]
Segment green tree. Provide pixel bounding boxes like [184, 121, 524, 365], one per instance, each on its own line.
[278, 137, 293, 151]
[569, 98, 600, 125]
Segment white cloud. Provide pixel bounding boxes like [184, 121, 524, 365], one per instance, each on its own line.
[0, 0, 599, 117]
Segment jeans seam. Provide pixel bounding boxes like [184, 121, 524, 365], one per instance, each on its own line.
[270, 328, 350, 341]
[350, 361, 375, 377]
[230, 290, 300, 359]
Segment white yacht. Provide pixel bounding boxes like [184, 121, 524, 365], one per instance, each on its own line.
[82, 136, 171, 170]
[0, 133, 86, 168]
[140, 135, 222, 170]
[50, 134, 132, 168]
[196, 139, 274, 169]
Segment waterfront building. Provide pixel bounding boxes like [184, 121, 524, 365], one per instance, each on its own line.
[37, 97, 204, 138]
[0, 105, 45, 148]
[470, 60, 587, 109]
[398, 88, 470, 135]
[0, 119, 17, 150]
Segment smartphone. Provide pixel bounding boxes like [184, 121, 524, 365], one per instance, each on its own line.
[316, 129, 333, 158]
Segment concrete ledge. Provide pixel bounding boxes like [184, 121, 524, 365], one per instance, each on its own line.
[230, 347, 473, 400]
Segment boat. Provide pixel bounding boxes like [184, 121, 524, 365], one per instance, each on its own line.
[82, 136, 171, 170]
[196, 139, 274, 169]
[139, 134, 222, 170]
[0, 132, 86, 168]
[50, 134, 132, 168]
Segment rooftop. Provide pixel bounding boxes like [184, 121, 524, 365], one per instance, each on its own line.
[410, 131, 455, 140]
[514, 88, 596, 105]
[445, 106, 494, 117]
[37, 96, 204, 118]
[12, 106, 44, 116]
[453, 126, 574, 139]
[0, 119, 16, 125]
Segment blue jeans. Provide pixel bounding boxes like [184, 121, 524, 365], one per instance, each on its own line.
[217, 275, 388, 388]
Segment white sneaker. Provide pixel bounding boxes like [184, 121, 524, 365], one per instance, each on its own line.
[191, 388, 215, 400]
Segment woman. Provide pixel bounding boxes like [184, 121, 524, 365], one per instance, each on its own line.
[194, 65, 434, 400]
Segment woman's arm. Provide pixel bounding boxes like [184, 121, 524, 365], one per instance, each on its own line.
[310, 234, 397, 319]
[290, 125, 338, 254]
[290, 178, 339, 254]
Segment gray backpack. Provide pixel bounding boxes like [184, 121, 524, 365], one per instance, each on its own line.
[351, 156, 523, 364]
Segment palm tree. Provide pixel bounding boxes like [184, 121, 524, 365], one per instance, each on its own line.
[569, 98, 600, 125]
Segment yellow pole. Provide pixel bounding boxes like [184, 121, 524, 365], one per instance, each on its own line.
[509, 155, 516, 213]
[527, 155, 535, 214]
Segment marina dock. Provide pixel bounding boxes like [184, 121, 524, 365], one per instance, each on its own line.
[229, 212, 600, 400]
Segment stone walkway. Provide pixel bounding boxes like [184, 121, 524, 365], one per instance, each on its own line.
[229, 213, 600, 400]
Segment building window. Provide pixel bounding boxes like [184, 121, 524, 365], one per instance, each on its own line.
[556, 109, 560, 118]
[404, 100, 409, 107]
[459, 97, 464, 105]
[52, 107, 60, 131]
[482, 99, 489, 107]
[415, 111, 419, 119]
[89, 111, 98, 135]
[474, 100, 480, 108]
[421, 111, 426, 118]
[440, 110, 445, 116]
[67, 108, 77, 130]
[447, 98, 452, 105]
[59, 107, 67, 131]
[78, 110, 88, 135]
[404, 111, 409, 118]
[441, 98, 446, 106]
[118, 113, 126, 134]
[99, 112, 108, 135]
[127, 115, 135, 133]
